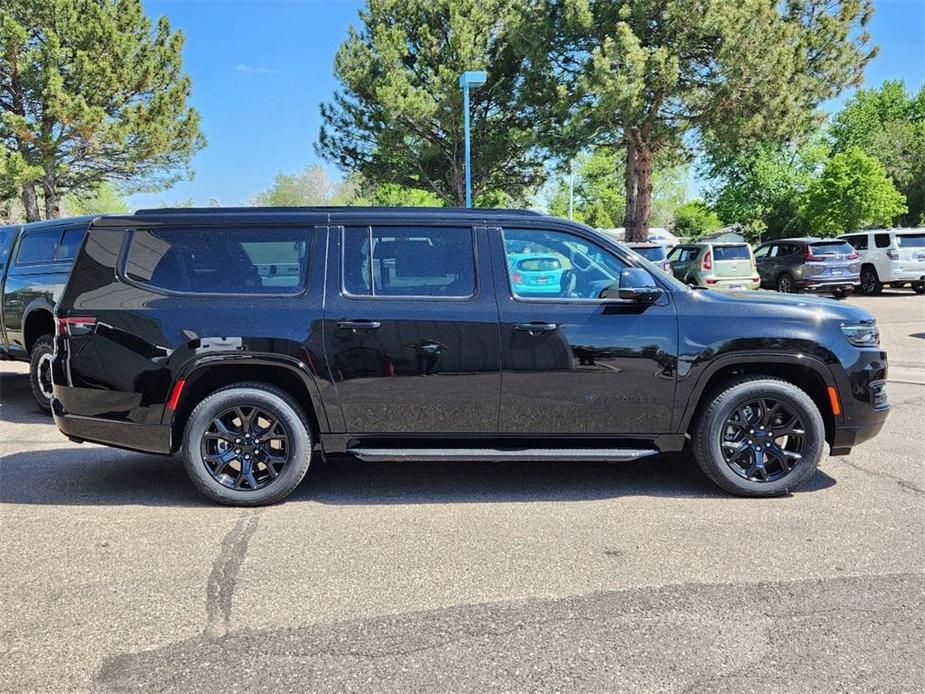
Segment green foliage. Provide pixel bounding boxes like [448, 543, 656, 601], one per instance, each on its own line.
[317, 0, 544, 207]
[515, 0, 875, 240]
[349, 174, 444, 207]
[0, 0, 205, 221]
[672, 200, 721, 239]
[829, 80, 925, 225]
[801, 147, 906, 235]
[252, 165, 356, 207]
[64, 182, 129, 216]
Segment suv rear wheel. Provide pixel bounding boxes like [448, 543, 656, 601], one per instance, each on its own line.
[913, 282, 925, 294]
[28, 335, 55, 413]
[182, 383, 312, 506]
[859, 266, 882, 295]
[692, 377, 824, 497]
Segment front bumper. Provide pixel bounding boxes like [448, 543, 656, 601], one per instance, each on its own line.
[829, 351, 890, 456]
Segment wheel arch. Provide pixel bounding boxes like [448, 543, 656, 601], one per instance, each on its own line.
[166, 356, 330, 453]
[23, 304, 56, 353]
[680, 355, 837, 446]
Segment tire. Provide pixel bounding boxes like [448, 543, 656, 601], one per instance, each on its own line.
[859, 266, 882, 295]
[831, 288, 851, 299]
[28, 335, 55, 414]
[182, 382, 312, 506]
[913, 282, 925, 295]
[692, 376, 825, 497]
[775, 274, 796, 293]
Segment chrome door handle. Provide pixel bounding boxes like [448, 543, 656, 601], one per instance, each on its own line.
[513, 322, 558, 335]
[336, 320, 382, 333]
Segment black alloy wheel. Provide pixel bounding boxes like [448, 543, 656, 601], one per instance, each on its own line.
[859, 267, 882, 295]
[776, 274, 794, 293]
[719, 398, 805, 483]
[200, 405, 292, 491]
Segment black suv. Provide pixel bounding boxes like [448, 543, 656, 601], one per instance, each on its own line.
[51, 208, 889, 505]
[1, 216, 91, 411]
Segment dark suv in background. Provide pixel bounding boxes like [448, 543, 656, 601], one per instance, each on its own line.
[1, 216, 91, 411]
[51, 208, 889, 505]
[754, 238, 860, 296]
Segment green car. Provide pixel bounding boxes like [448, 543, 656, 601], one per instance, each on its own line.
[667, 242, 760, 290]
[507, 252, 566, 295]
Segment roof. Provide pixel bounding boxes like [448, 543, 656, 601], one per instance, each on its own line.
[18, 216, 96, 231]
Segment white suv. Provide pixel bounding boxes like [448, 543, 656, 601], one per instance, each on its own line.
[839, 229, 925, 295]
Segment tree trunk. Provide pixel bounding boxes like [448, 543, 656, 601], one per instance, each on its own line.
[21, 182, 41, 222]
[43, 181, 60, 220]
[623, 140, 653, 242]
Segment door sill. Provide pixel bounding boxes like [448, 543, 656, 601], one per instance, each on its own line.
[345, 447, 659, 462]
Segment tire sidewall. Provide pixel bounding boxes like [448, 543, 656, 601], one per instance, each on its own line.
[29, 336, 54, 413]
[182, 387, 311, 506]
[701, 381, 824, 496]
[776, 274, 792, 293]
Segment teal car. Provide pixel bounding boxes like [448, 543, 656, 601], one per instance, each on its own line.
[507, 253, 565, 295]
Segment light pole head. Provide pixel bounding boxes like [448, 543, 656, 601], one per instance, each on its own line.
[459, 70, 487, 89]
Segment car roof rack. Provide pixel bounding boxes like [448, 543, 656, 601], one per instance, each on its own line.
[134, 206, 545, 217]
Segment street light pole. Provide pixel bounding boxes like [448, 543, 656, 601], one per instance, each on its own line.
[459, 71, 487, 208]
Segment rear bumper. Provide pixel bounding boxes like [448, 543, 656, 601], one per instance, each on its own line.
[706, 278, 761, 290]
[52, 397, 172, 455]
[799, 277, 858, 292]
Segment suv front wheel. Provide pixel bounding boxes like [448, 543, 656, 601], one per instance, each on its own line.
[182, 383, 312, 506]
[692, 377, 824, 497]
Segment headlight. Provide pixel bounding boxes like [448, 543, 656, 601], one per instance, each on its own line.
[841, 321, 879, 347]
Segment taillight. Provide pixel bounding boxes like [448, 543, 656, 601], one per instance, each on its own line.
[56, 315, 97, 337]
[701, 250, 712, 270]
[887, 248, 899, 260]
[663, 260, 672, 272]
[803, 248, 823, 262]
[847, 251, 859, 260]
[511, 271, 524, 284]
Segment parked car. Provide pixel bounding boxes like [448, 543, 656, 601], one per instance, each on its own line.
[753, 238, 859, 296]
[666, 242, 760, 290]
[52, 207, 888, 505]
[626, 242, 673, 273]
[839, 229, 925, 295]
[507, 252, 566, 295]
[1, 216, 92, 411]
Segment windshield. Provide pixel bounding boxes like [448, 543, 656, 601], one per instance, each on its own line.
[897, 233, 925, 248]
[631, 246, 668, 262]
[809, 241, 855, 255]
[0, 226, 15, 268]
[713, 245, 751, 261]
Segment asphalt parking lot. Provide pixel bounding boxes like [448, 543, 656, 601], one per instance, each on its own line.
[1, 291, 923, 693]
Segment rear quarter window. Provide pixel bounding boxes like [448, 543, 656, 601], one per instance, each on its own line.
[712, 245, 751, 261]
[15, 230, 59, 265]
[123, 227, 310, 294]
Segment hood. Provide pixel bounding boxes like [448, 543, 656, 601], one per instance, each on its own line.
[686, 288, 875, 324]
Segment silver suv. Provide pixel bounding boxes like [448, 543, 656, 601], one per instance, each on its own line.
[754, 238, 859, 296]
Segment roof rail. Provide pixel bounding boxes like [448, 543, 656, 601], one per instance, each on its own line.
[134, 206, 545, 217]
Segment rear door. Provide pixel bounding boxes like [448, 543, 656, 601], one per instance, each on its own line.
[322, 223, 500, 434]
[711, 244, 754, 282]
[753, 243, 775, 286]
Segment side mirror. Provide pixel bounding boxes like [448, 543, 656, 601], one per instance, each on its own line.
[600, 268, 663, 303]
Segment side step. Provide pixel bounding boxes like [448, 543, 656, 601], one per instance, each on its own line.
[345, 447, 660, 463]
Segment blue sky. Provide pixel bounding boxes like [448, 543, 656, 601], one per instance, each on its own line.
[130, 0, 925, 209]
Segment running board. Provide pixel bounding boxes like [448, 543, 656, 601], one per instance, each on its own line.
[345, 447, 660, 463]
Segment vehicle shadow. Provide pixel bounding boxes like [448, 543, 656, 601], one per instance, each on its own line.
[0, 369, 48, 425]
[0, 446, 837, 508]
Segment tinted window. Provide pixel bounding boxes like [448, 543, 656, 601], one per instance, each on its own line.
[15, 230, 59, 265]
[875, 233, 891, 248]
[502, 228, 628, 300]
[897, 233, 925, 248]
[845, 234, 868, 250]
[712, 245, 750, 261]
[808, 241, 855, 256]
[0, 226, 15, 267]
[517, 257, 562, 271]
[343, 226, 475, 298]
[631, 246, 668, 262]
[54, 228, 86, 261]
[124, 228, 309, 294]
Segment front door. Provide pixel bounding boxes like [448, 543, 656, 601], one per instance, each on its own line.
[491, 226, 678, 435]
[322, 224, 500, 434]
